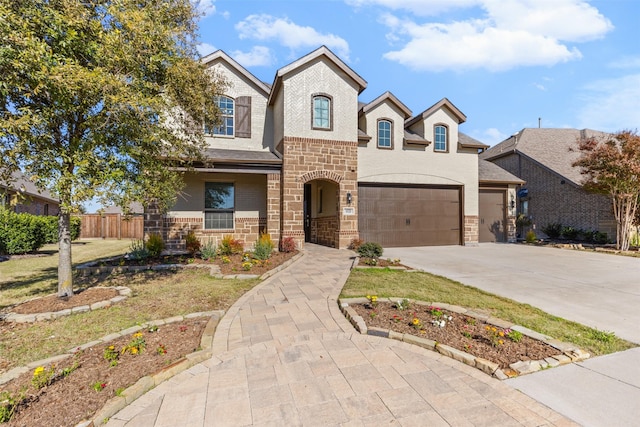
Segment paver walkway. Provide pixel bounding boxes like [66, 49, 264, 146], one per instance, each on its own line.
[106, 244, 577, 426]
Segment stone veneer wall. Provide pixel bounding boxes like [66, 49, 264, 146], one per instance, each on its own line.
[162, 216, 266, 251]
[506, 215, 517, 242]
[464, 216, 479, 245]
[311, 216, 339, 247]
[281, 136, 359, 249]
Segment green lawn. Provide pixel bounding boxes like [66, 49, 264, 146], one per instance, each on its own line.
[0, 239, 133, 309]
[342, 268, 636, 357]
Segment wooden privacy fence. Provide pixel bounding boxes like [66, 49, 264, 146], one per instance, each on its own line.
[79, 214, 143, 239]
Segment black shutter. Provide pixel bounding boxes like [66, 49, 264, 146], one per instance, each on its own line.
[235, 96, 251, 138]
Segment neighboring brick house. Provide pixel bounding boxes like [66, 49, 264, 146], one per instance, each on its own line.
[480, 128, 616, 239]
[0, 170, 59, 216]
[148, 46, 508, 250]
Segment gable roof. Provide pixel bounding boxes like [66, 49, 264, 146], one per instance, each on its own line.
[360, 91, 412, 118]
[0, 170, 59, 203]
[268, 46, 367, 106]
[201, 50, 271, 97]
[405, 98, 466, 127]
[478, 159, 525, 185]
[480, 128, 609, 185]
[459, 133, 489, 150]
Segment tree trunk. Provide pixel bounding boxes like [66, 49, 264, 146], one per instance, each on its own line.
[58, 212, 73, 297]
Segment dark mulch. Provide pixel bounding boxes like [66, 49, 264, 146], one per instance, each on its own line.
[1, 318, 206, 427]
[351, 301, 560, 369]
[10, 288, 120, 315]
[98, 250, 299, 276]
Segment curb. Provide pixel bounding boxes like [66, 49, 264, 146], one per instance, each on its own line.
[338, 296, 590, 379]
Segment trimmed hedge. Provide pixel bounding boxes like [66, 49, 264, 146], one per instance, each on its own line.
[0, 209, 81, 255]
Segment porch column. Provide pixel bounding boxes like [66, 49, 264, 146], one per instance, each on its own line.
[267, 173, 281, 244]
[143, 199, 165, 241]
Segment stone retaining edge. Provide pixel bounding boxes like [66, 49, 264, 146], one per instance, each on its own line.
[338, 296, 590, 380]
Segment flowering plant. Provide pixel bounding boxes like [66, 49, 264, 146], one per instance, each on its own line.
[122, 332, 146, 355]
[31, 366, 55, 389]
[366, 294, 378, 308]
[92, 381, 107, 392]
[486, 326, 505, 347]
[410, 317, 423, 330]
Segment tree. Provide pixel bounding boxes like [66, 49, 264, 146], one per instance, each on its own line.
[573, 130, 640, 251]
[0, 0, 225, 296]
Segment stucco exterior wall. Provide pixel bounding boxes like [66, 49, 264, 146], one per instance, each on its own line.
[206, 60, 272, 151]
[359, 103, 479, 216]
[281, 59, 359, 142]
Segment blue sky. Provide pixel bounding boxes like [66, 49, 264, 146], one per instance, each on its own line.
[195, 0, 640, 146]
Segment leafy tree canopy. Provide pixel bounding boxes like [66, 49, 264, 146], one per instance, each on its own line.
[0, 0, 225, 295]
[573, 130, 640, 251]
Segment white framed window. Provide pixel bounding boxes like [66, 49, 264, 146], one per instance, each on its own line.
[206, 96, 234, 136]
[312, 95, 331, 130]
[377, 119, 392, 149]
[204, 182, 234, 229]
[434, 124, 448, 152]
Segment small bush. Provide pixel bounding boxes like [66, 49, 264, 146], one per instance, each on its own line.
[593, 231, 608, 244]
[128, 239, 149, 261]
[219, 234, 243, 255]
[348, 238, 364, 251]
[0, 209, 46, 255]
[541, 223, 562, 239]
[253, 233, 274, 260]
[525, 230, 537, 243]
[39, 216, 81, 244]
[561, 226, 579, 240]
[184, 230, 201, 255]
[357, 242, 383, 258]
[280, 237, 296, 253]
[145, 233, 165, 257]
[200, 240, 217, 261]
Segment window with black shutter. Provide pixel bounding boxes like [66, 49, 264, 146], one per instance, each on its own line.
[235, 96, 251, 138]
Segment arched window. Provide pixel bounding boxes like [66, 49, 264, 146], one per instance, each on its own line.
[377, 119, 392, 149]
[209, 95, 234, 136]
[312, 95, 331, 130]
[434, 124, 448, 152]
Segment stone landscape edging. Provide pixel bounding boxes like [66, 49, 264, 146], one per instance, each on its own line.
[338, 296, 590, 379]
[1, 286, 132, 324]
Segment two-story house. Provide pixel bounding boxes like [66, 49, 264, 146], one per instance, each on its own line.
[145, 46, 520, 250]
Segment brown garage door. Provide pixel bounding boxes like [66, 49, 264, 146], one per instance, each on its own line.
[358, 184, 462, 247]
[479, 189, 506, 242]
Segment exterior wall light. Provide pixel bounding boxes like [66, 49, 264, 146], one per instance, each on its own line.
[346, 192, 352, 205]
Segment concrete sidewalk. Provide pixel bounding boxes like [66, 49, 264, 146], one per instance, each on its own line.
[106, 244, 575, 426]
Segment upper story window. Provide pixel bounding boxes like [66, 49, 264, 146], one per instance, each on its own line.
[312, 94, 331, 130]
[208, 95, 235, 136]
[377, 119, 392, 149]
[434, 124, 448, 152]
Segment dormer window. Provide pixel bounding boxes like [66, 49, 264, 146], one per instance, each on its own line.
[312, 94, 332, 130]
[377, 119, 392, 149]
[208, 95, 235, 136]
[435, 124, 448, 152]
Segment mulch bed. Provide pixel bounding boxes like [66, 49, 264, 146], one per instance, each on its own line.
[0, 318, 207, 427]
[351, 301, 559, 369]
[97, 250, 299, 276]
[10, 288, 120, 315]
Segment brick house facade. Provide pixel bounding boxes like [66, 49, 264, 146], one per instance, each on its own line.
[1, 170, 59, 216]
[148, 46, 506, 251]
[480, 128, 616, 240]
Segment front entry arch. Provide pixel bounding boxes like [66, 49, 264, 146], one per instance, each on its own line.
[304, 179, 340, 247]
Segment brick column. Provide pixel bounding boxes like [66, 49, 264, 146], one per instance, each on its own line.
[267, 173, 281, 244]
[143, 200, 165, 241]
[464, 215, 479, 246]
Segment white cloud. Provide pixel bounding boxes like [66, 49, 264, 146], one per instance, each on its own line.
[609, 56, 640, 69]
[534, 83, 547, 91]
[197, 42, 217, 57]
[235, 14, 350, 60]
[231, 46, 275, 67]
[369, 0, 612, 72]
[194, 0, 216, 18]
[578, 74, 640, 132]
[473, 127, 508, 146]
[346, 0, 478, 16]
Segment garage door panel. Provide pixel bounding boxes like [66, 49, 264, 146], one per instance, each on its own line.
[359, 184, 461, 247]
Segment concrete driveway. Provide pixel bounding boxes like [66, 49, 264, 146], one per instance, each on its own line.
[385, 243, 640, 343]
[385, 243, 640, 427]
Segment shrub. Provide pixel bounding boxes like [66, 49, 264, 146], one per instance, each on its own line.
[279, 236, 296, 253]
[348, 238, 364, 251]
[145, 233, 165, 257]
[128, 239, 149, 261]
[561, 226, 579, 240]
[200, 240, 217, 261]
[39, 216, 81, 244]
[218, 234, 243, 256]
[357, 242, 383, 258]
[593, 231, 608, 244]
[525, 230, 537, 243]
[184, 230, 201, 255]
[541, 223, 562, 239]
[0, 209, 46, 255]
[253, 233, 274, 260]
